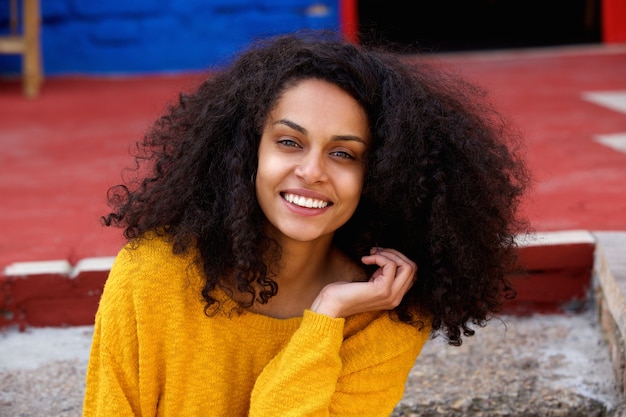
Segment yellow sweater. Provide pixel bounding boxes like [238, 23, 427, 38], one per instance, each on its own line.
[83, 236, 430, 417]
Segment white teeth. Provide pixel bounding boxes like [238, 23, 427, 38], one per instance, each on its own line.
[284, 193, 329, 209]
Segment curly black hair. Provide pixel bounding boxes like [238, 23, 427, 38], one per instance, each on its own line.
[103, 30, 530, 346]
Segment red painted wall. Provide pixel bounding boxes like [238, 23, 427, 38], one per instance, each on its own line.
[339, 0, 358, 43]
[603, 0, 626, 42]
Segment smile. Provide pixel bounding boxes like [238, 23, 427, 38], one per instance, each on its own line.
[282, 193, 330, 209]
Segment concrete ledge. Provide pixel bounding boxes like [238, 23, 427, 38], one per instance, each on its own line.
[505, 230, 596, 315]
[0, 231, 599, 328]
[0, 257, 115, 329]
[396, 311, 623, 416]
[594, 232, 626, 399]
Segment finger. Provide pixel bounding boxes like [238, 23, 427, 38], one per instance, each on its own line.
[363, 252, 416, 282]
[361, 255, 412, 299]
[367, 255, 397, 283]
[367, 249, 418, 295]
[361, 252, 397, 272]
[371, 247, 414, 267]
[381, 251, 417, 283]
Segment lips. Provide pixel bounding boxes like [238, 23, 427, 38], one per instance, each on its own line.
[282, 192, 331, 209]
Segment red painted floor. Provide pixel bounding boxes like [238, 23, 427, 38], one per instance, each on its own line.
[2, 44, 626, 271]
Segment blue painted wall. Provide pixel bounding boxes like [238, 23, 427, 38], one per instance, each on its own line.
[0, 0, 339, 76]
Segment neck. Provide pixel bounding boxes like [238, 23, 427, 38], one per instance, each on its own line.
[272, 234, 336, 293]
[246, 232, 341, 318]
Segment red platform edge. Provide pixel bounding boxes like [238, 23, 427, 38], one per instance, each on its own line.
[0, 258, 115, 330]
[0, 231, 595, 330]
[502, 230, 596, 315]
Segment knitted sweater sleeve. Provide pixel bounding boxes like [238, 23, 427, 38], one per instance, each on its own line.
[249, 310, 429, 417]
[82, 246, 159, 417]
[83, 255, 140, 417]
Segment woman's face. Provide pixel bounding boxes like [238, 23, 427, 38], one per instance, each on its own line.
[256, 78, 370, 245]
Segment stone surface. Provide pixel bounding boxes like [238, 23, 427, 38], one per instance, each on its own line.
[594, 232, 626, 400]
[395, 311, 625, 416]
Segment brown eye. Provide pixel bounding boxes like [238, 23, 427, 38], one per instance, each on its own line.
[330, 150, 355, 160]
[277, 139, 301, 148]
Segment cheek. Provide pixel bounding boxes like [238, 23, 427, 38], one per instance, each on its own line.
[337, 169, 366, 211]
[254, 177, 272, 221]
[255, 154, 282, 207]
[256, 154, 281, 189]
[346, 168, 366, 195]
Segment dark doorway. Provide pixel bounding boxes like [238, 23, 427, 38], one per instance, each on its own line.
[358, 0, 602, 53]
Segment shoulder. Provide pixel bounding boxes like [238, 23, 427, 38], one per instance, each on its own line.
[110, 233, 198, 279]
[342, 311, 431, 366]
[113, 233, 192, 269]
[103, 233, 201, 303]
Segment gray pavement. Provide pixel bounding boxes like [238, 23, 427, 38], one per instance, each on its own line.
[398, 310, 624, 416]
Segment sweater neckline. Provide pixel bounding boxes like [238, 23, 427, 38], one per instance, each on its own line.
[210, 286, 305, 333]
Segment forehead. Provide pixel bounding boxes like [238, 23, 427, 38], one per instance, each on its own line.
[267, 79, 370, 137]
[273, 77, 358, 109]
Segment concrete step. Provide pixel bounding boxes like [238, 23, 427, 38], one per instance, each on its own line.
[396, 311, 624, 416]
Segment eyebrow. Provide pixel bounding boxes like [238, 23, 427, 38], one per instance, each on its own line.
[274, 119, 368, 145]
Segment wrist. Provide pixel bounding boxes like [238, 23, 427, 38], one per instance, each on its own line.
[310, 289, 342, 318]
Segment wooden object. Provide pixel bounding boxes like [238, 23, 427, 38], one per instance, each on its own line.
[0, 0, 43, 97]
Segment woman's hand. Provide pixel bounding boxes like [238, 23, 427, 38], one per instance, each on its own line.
[310, 248, 417, 318]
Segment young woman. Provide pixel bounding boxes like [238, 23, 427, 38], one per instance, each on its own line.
[83, 30, 529, 416]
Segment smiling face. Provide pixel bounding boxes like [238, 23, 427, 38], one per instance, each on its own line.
[255, 78, 370, 246]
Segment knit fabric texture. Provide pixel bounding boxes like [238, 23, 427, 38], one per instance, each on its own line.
[82, 235, 430, 416]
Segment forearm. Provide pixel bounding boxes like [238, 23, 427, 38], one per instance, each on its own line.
[248, 310, 423, 417]
[249, 310, 344, 416]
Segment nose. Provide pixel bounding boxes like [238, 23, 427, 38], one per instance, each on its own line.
[294, 151, 328, 184]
